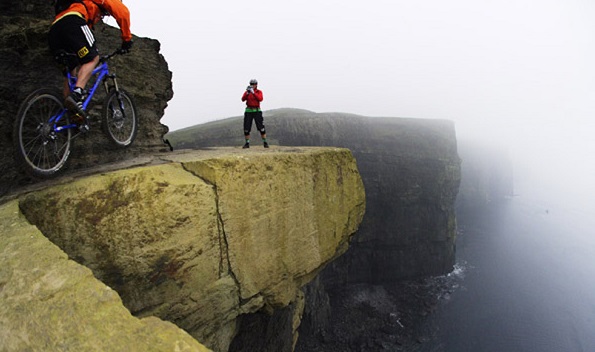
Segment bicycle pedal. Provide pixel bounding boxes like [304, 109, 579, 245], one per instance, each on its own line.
[78, 124, 90, 133]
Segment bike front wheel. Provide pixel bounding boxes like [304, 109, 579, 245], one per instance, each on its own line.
[13, 88, 72, 178]
[102, 89, 138, 147]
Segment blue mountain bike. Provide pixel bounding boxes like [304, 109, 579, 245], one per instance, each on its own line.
[13, 49, 138, 178]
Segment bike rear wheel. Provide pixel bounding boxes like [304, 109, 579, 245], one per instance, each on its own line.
[13, 88, 72, 178]
[102, 89, 138, 147]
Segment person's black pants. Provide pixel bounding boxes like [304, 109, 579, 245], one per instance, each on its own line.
[243, 111, 266, 136]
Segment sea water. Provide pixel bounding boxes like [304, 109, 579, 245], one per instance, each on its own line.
[419, 194, 595, 352]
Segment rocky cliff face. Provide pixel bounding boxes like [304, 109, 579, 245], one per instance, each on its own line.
[0, 0, 173, 196]
[0, 200, 211, 352]
[167, 110, 461, 350]
[166, 110, 460, 350]
[169, 109, 461, 283]
[1, 147, 366, 352]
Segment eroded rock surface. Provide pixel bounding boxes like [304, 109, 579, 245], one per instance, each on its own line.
[0, 200, 211, 352]
[4, 147, 365, 352]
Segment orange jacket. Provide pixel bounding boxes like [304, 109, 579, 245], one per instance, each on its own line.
[54, 0, 132, 42]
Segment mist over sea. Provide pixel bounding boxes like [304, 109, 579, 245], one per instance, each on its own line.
[419, 185, 595, 351]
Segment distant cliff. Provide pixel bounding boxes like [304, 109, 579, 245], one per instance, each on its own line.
[0, 147, 366, 352]
[0, 0, 173, 196]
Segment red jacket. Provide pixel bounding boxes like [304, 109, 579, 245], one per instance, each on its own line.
[241, 89, 263, 108]
[54, 0, 132, 42]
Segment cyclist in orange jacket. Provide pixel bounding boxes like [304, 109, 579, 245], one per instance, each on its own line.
[48, 0, 133, 122]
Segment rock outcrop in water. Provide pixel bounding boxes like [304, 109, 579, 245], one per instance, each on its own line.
[0, 0, 173, 196]
[0, 147, 366, 352]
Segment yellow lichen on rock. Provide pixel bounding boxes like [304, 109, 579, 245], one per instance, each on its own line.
[5, 147, 365, 351]
[0, 200, 211, 351]
[181, 148, 365, 307]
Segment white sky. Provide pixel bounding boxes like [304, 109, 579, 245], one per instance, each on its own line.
[112, 0, 595, 203]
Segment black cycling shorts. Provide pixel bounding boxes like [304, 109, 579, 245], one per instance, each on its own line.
[48, 14, 99, 72]
[244, 110, 266, 135]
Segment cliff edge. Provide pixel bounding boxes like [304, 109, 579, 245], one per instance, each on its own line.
[0, 147, 366, 352]
[167, 110, 461, 350]
[168, 108, 461, 282]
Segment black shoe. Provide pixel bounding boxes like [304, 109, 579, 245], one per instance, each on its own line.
[65, 87, 87, 119]
[263, 142, 269, 148]
[71, 86, 86, 101]
[242, 143, 250, 149]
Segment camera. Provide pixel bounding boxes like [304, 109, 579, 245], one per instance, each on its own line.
[246, 86, 254, 93]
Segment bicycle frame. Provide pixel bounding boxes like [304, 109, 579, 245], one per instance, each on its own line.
[53, 57, 114, 133]
[13, 48, 136, 178]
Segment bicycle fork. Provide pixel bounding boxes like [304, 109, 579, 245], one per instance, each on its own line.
[104, 73, 120, 94]
[104, 74, 127, 118]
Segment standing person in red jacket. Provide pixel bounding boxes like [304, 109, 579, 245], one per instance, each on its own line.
[48, 0, 133, 128]
[241, 79, 269, 148]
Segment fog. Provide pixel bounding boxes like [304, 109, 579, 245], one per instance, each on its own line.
[102, 1, 595, 347]
[112, 0, 595, 206]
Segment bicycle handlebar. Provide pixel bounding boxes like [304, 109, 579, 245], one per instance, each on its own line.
[100, 48, 127, 63]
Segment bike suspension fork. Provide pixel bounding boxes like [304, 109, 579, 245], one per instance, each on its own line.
[104, 73, 120, 94]
[105, 74, 127, 115]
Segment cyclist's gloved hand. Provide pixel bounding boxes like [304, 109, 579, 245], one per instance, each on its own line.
[120, 40, 133, 54]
